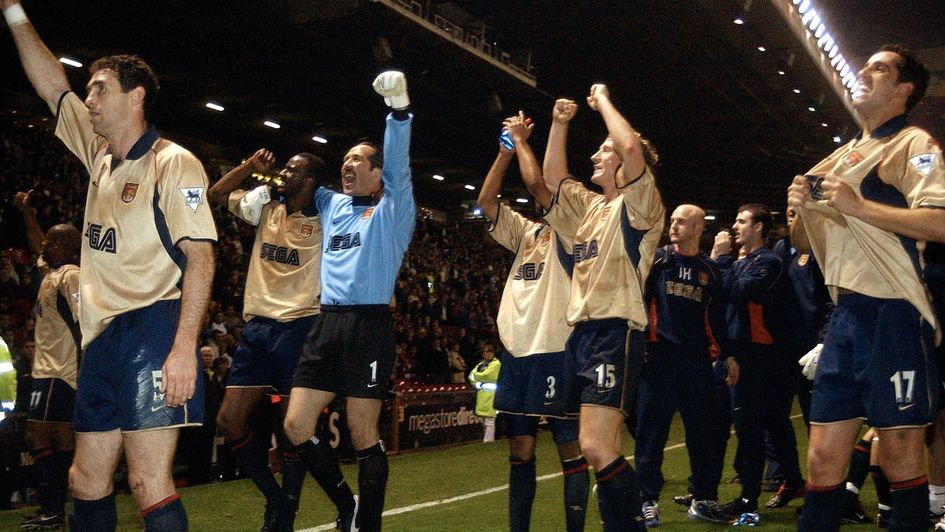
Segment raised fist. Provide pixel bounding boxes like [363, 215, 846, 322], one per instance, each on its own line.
[711, 230, 732, 258]
[587, 84, 610, 111]
[373, 71, 410, 110]
[14, 189, 33, 214]
[247, 148, 275, 173]
[552, 99, 578, 124]
[503, 111, 533, 144]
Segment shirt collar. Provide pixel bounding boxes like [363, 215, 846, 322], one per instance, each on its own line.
[857, 114, 909, 140]
[351, 195, 376, 206]
[106, 125, 159, 161]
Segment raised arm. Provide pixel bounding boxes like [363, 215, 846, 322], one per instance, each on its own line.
[586, 84, 645, 186]
[505, 113, 552, 211]
[373, 71, 413, 196]
[2, 1, 72, 114]
[13, 190, 43, 256]
[542, 99, 578, 194]
[476, 136, 515, 224]
[208, 148, 274, 206]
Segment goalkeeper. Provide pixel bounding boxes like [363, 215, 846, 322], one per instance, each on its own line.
[282, 71, 415, 532]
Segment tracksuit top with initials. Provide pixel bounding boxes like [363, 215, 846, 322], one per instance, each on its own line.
[644, 245, 723, 356]
[315, 113, 415, 306]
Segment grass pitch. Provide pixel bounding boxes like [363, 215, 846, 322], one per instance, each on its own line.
[0, 405, 883, 530]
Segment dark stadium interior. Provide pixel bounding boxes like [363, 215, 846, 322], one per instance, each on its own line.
[1, 0, 941, 219]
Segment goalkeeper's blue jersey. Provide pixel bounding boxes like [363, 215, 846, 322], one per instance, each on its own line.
[315, 113, 416, 306]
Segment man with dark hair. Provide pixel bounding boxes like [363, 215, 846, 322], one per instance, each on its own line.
[3, 2, 217, 530]
[14, 191, 81, 530]
[87, 55, 159, 119]
[710, 203, 805, 520]
[283, 71, 415, 532]
[789, 44, 945, 531]
[354, 140, 384, 173]
[207, 148, 327, 531]
[878, 44, 930, 111]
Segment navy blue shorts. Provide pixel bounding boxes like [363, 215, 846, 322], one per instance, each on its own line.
[75, 299, 204, 433]
[811, 294, 938, 428]
[506, 415, 579, 445]
[27, 378, 75, 423]
[228, 315, 316, 395]
[494, 350, 578, 419]
[293, 305, 395, 400]
[565, 318, 645, 416]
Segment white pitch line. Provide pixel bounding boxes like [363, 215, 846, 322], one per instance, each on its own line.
[300, 443, 685, 531]
[301, 414, 804, 531]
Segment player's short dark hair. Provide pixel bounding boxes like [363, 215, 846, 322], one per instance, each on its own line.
[738, 203, 773, 239]
[879, 44, 930, 111]
[294, 152, 328, 185]
[355, 140, 384, 169]
[89, 54, 160, 120]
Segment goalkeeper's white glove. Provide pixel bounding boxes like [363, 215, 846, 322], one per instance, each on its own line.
[798, 343, 823, 380]
[238, 185, 271, 226]
[373, 70, 410, 110]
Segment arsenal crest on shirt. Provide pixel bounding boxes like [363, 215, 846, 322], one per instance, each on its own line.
[301, 224, 314, 238]
[122, 182, 139, 203]
[842, 151, 864, 167]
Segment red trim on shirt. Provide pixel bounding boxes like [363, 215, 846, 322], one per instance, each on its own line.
[748, 302, 774, 345]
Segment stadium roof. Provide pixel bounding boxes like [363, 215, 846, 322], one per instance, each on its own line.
[1, 0, 942, 218]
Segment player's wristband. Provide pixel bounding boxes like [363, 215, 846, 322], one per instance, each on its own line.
[3, 4, 29, 28]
